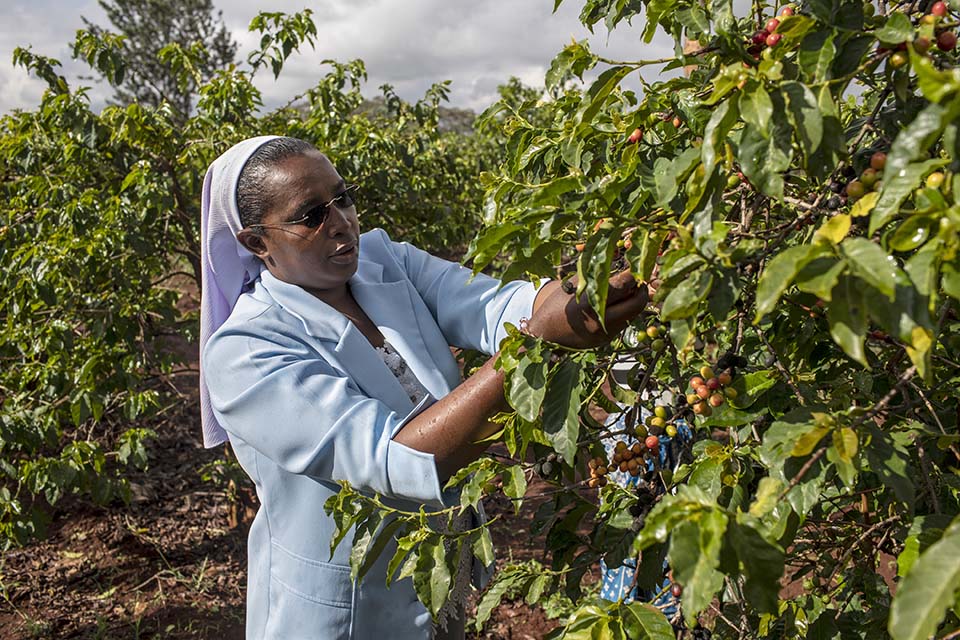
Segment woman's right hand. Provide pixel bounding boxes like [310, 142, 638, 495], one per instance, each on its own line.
[525, 270, 649, 349]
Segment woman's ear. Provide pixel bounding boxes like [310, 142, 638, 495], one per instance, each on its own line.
[237, 229, 269, 259]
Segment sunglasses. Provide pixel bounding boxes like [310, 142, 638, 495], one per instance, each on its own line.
[249, 183, 359, 233]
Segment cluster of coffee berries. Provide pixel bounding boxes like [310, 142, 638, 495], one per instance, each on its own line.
[609, 439, 659, 478]
[633, 322, 667, 353]
[587, 454, 610, 488]
[928, 2, 957, 52]
[685, 365, 737, 417]
[748, 7, 792, 56]
[646, 405, 679, 438]
[845, 151, 886, 202]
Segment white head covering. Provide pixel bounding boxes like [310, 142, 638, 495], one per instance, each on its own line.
[199, 135, 280, 447]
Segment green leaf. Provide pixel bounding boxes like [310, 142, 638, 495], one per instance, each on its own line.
[832, 427, 858, 464]
[508, 347, 548, 422]
[472, 527, 495, 568]
[660, 269, 713, 321]
[727, 520, 785, 613]
[578, 228, 617, 327]
[827, 275, 870, 366]
[702, 99, 738, 176]
[502, 464, 527, 503]
[578, 65, 632, 125]
[840, 237, 899, 300]
[799, 30, 836, 83]
[755, 244, 828, 320]
[621, 602, 674, 640]
[541, 359, 583, 464]
[413, 535, 452, 616]
[864, 424, 914, 506]
[740, 83, 774, 135]
[781, 81, 823, 157]
[668, 510, 728, 625]
[889, 518, 960, 640]
[794, 257, 845, 301]
[791, 423, 831, 457]
[850, 191, 880, 218]
[874, 12, 914, 45]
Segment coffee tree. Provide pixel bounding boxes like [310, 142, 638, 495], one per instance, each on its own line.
[328, 0, 960, 638]
[1, 10, 493, 548]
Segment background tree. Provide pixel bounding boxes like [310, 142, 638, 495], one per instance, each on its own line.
[83, 0, 237, 120]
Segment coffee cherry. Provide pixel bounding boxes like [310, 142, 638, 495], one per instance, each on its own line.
[628, 127, 643, 144]
[672, 116, 682, 128]
[915, 36, 932, 55]
[826, 196, 842, 210]
[725, 387, 739, 399]
[780, 6, 795, 16]
[864, 2, 876, 17]
[765, 18, 781, 33]
[718, 371, 733, 386]
[655, 406, 668, 419]
[860, 168, 879, 188]
[846, 180, 866, 200]
[575, 242, 586, 252]
[889, 51, 909, 69]
[649, 416, 666, 430]
[752, 30, 769, 45]
[700, 365, 715, 379]
[706, 377, 721, 391]
[645, 435, 660, 449]
[632, 442, 643, 455]
[829, 180, 844, 193]
[701, 403, 713, 417]
[646, 325, 660, 339]
[690, 375, 705, 389]
[665, 424, 678, 438]
[870, 152, 887, 170]
[931, 1, 948, 17]
[926, 172, 945, 189]
[651, 338, 666, 352]
[697, 385, 711, 399]
[766, 32, 782, 47]
[671, 583, 683, 598]
[922, 13, 938, 25]
[686, 392, 700, 405]
[709, 393, 725, 407]
[693, 402, 707, 415]
[726, 173, 741, 189]
[938, 31, 957, 51]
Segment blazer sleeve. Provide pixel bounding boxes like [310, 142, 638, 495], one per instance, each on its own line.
[376, 229, 551, 355]
[204, 321, 454, 509]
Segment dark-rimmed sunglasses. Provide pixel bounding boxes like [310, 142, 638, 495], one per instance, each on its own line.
[249, 183, 359, 233]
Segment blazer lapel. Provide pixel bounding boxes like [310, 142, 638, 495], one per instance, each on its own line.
[258, 267, 415, 415]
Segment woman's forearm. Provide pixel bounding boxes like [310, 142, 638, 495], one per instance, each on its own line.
[391, 351, 510, 480]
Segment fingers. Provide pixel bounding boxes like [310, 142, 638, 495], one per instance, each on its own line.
[604, 282, 649, 328]
[606, 269, 639, 304]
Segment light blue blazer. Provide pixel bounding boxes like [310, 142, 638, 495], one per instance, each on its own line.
[203, 228, 545, 639]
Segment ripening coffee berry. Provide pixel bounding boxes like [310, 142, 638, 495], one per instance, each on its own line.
[846, 180, 866, 200]
[671, 583, 683, 598]
[697, 385, 711, 399]
[686, 393, 700, 405]
[860, 168, 879, 188]
[938, 31, 957, 51]
[931, 1, 948, 17]
[766, 32, 782, 47]
[889, 51, 909, 69]
[665, 424, 678, 438]
[752, 30, 769, 45]
[766, 18, 780, 32]
[915, 36, 932, 54]
[709, 393, 725, 407]
[780, 6, 794, 16]
[645, 435, 660, 450]
[706, 377, 721, 391]
[690, 375, 705, 389]
[628, 127, 643, 143]
[870, 151, 887, 170]
[717, 370, 732, 386]
[925, 172, 945, 189]
[700, 366, 714, 379]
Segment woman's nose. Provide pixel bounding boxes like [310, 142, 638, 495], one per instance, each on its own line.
[323, 202, 355, 236]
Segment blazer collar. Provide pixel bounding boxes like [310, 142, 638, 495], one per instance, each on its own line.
[256, 260, 430, 415]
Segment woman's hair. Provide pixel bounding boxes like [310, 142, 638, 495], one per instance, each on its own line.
[236, 137, 317, 230]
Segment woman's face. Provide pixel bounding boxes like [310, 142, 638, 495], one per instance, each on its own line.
[237, 149, 361, 298]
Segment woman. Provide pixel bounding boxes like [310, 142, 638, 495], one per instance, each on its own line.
[199, 136, 649, 639]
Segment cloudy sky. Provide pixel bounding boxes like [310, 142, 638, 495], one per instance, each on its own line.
[0, 0, 676, 116]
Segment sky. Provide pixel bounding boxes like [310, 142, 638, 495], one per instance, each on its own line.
[0, 0, 677, 116]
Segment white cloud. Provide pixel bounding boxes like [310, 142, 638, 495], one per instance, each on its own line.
[0, 0, 676, 115]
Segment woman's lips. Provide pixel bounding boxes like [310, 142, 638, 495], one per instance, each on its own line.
[329, 244, 357, 264]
